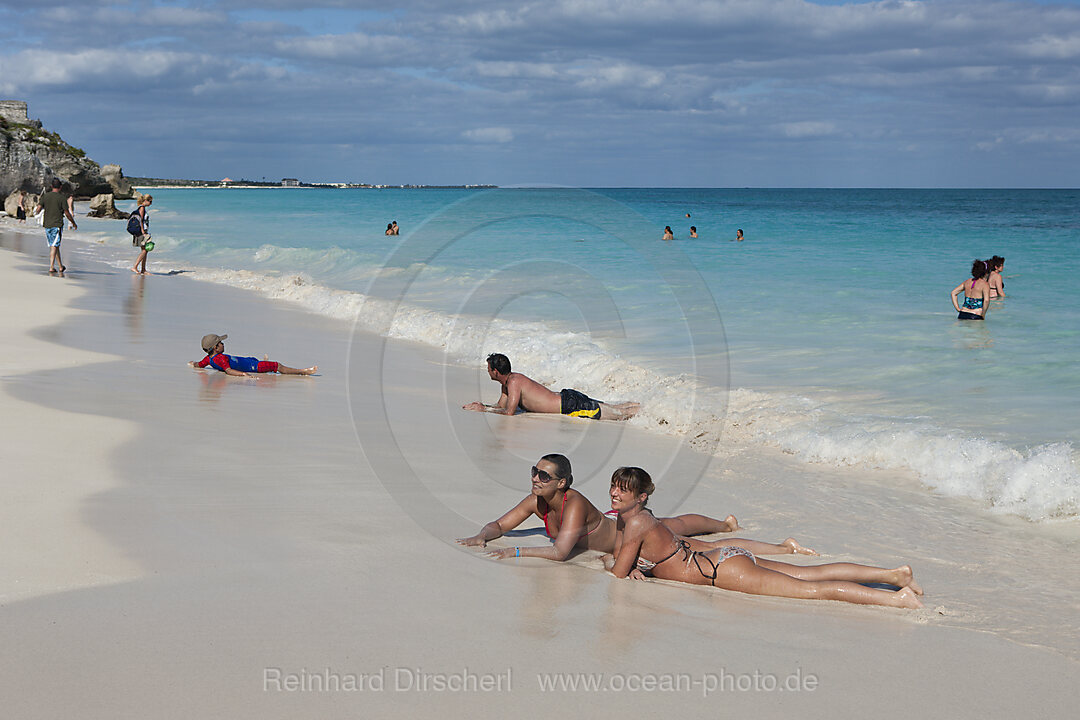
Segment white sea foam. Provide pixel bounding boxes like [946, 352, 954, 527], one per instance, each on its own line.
[154, 259, 1080, 523]
[722, 389, 1080, 521]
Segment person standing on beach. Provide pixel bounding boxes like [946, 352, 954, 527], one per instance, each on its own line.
[16, 190, 28, 223]
[129, 195, 154, 274]
[66, 193, 76, 229]
[463, 353, 639, 420]
[34, 177, 76, 273]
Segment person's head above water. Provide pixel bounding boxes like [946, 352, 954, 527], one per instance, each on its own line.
[486, 353, 511, 376]
[970, 259, 989, 280]
[610, 466, 655, 506]
[990, 255, 1005, 271]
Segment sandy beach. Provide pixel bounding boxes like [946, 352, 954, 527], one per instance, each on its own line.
[1, 219, 1078, 718]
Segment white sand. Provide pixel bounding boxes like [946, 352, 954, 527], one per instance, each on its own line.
[1, 224, 1078, 718]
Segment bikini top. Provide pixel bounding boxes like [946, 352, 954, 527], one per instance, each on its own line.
[542, 493, 567, 538]
[963, 279, 984, 309]
[635, 538, 690, 572]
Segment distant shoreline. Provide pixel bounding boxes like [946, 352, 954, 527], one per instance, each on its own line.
[128, 178, 498, 190]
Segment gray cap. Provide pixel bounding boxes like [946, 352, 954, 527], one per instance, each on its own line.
[201, 333, 227, 353]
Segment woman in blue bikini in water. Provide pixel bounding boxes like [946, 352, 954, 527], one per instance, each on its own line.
[457, 454, 816, 562]
[950, 259, 991, 320]
[605, 467, 924, 609]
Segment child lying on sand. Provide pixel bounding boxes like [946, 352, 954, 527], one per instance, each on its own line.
[188, 333, 318, 378]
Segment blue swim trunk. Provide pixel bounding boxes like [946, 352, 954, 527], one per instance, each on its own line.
[45, 227, 62, 247]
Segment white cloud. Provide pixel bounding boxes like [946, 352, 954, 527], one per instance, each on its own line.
[472, 61, 560, 79]
[273, 32, 416, 63]
[777, 121, 837, 138]
[572, 63, 665, 90]
[462, 127, 514, 143]
[2, 48, 197, 87]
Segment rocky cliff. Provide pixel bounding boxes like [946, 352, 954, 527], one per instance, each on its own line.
[0, 104, 134, 204]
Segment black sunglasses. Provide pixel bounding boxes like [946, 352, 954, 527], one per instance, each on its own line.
[531, 466, 558, 483]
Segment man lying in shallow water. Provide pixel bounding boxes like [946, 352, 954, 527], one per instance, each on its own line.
[462, 353, 639, 420]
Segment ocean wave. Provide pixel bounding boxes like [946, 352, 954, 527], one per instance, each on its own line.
[722, 389, 1079, 521]
[158, 259, 1079, 523]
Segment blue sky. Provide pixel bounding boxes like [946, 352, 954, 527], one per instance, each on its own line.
[2, 0, 1078, 187]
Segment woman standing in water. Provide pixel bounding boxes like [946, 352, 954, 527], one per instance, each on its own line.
[458, 454, 815, 562]
[987, 256, 1006, 299]
[605, 467, 923, 609]
[950, 259, 991, 320]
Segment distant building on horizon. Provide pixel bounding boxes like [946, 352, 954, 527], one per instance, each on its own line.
[281, 178, 299, 187]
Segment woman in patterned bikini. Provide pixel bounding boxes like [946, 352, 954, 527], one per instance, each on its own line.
[605, 466, 924, 609]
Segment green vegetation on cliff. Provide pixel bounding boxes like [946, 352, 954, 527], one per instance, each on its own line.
[0, 116, 89, 161]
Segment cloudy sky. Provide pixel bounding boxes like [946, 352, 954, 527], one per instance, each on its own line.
[2, 0, 1078, 187]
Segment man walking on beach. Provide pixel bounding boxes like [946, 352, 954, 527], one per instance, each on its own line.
[463, 353, 639, 420]
[35, 177, 77, 273]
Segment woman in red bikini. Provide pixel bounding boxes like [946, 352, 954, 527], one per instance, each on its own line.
[457, 454, 815, 562]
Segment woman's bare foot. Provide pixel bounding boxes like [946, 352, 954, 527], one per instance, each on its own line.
[891, 565, 922, 594]
[724, 514, 740, 532]
[782, 537, 818, 555]
[894, 587, 924, 609]
[131, 267, 140, 273]
[300, 365, 318, 375]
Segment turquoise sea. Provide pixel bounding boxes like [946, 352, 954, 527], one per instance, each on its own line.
[87, 187, 1080, 522]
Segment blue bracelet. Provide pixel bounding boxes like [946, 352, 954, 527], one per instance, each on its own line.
[515, 547, 521, 558]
